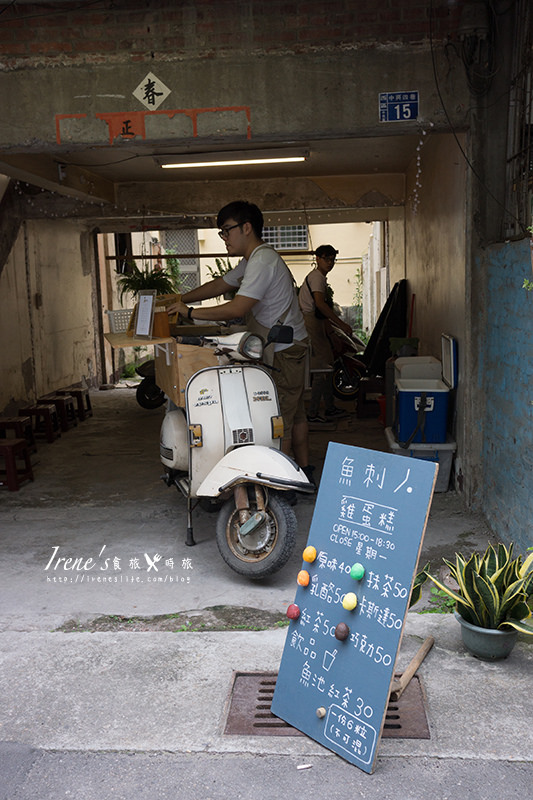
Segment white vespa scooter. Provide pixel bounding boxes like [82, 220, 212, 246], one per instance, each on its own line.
[160, 327, 314, 579]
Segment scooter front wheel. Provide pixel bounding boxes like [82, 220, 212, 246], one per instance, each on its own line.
[215, 491, 297, 579]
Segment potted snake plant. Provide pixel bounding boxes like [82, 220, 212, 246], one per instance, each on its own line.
[412, 543, 533, 660]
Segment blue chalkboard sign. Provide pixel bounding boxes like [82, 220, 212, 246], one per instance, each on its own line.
[271, 442, 437, 773]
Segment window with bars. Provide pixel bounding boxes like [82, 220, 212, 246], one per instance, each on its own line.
[503, 0, 532, 238]
[262, 225, 309, 250]
[161, 230, 200, 292]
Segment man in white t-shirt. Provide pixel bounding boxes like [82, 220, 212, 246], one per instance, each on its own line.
[169, 201, 312, 480]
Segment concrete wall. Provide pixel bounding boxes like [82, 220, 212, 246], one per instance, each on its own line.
[404, 133, 467, 364]
[389, 133, 467, 484]
[0, 219, 99, 413]
[0, 1, 462, 70]
[0, 1, 466, 154]
[477, 239, 533, 554]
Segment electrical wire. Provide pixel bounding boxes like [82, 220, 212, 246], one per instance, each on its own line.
[429, 0, 526, 235]
[57, 153, 146, 169]
[0, 1, 17, 19]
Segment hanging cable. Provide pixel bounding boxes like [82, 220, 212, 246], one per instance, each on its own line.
[429, 0, 526, 235]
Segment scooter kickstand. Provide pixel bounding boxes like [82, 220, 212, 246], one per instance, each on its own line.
[186, 496, 195, 546]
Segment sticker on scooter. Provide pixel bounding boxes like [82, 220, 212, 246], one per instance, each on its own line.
[194, 393, 219, 407]
[253, 390, 273, 402]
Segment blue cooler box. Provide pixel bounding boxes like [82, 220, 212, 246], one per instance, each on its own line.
[395, 378, 449, 443]
[394, 334, 456, 445]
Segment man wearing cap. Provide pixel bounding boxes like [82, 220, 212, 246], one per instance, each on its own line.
[299, 244, 353, 423]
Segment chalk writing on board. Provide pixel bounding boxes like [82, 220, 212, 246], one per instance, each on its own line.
[325, 704, 377, 765]
[272, 442, 437, 774]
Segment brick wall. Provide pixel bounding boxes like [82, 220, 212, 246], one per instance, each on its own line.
[0, 0, 463, 68]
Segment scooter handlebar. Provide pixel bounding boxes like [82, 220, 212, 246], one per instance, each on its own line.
[173, 335, 206, 346]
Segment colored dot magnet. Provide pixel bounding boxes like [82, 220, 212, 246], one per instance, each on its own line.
[302, 546, 317, 563]
[286, 604, 301, 620]
[297, 570, 310, 587]
[342, 592, 358, 611]
[350, 562, 365, 580]
[334, 622, 350, 641]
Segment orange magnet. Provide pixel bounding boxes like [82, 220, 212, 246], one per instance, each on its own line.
[297, 569, 310, 587]
[302, 546, 317, 563]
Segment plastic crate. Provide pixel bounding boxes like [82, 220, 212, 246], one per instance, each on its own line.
[106, 309, 134, 334]
[385, 427, 456, 492]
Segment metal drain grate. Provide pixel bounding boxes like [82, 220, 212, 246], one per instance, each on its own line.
[223, 671, 430, 739]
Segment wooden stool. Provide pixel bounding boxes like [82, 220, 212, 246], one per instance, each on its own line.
[57, 387, 93, 421]
[39, 395, 78, 432]
[19, 404, 61, 442]
[0, 438, 34, 491]
[0, 415, 37, 454]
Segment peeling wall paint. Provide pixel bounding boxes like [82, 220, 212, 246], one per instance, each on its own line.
[0, 220, 99, 412]
[480, 239, 533, 554]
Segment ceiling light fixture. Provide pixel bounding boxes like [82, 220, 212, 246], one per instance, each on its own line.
[155, 148, 308, 169]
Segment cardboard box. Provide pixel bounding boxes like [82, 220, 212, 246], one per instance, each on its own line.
[154, 342, 218, 406]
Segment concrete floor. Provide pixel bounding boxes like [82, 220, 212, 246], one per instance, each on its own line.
[1, 388, 532, 799]
[0, 386, 495, 631]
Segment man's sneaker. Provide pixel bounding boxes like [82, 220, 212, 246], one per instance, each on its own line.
[307, 414, 328, 423]
[325, 407, 349, 419]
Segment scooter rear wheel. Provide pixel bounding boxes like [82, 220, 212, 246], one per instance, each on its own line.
[215, 490, 297, 579]
[332, 362, 362, 401]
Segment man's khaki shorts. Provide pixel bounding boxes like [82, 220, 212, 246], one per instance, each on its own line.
[272, 342, 308, 440]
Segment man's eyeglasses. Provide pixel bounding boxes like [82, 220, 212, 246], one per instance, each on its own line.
[218, 223, 241, 239]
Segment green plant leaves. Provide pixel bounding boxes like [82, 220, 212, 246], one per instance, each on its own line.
[408, 565, 429, 608]
[421, 542, 533, 633]
[423, 572, 467, 609]
[501, 617, 533, 634]
[116, 260, 183, 303]
[471, 572, 500, 627]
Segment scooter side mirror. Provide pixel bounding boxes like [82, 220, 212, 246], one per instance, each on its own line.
[268, 324, 293, 345]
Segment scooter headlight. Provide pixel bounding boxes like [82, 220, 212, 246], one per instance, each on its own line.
[238, 333, 264, 360]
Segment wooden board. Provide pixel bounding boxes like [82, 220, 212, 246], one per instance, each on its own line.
[104, 332, 173, 349]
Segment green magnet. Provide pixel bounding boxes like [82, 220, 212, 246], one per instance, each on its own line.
[350, 562, 365, 580]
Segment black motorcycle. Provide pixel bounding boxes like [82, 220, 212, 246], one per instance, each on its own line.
[328, 278, 409, 401]
[135, 360, 166, 409]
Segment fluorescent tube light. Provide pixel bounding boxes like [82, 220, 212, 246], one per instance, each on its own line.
[156, 149, 308, 169]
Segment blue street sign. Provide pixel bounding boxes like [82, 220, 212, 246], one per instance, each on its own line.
[379, 91, 419, 122]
